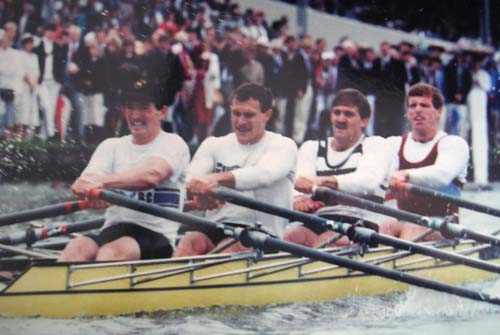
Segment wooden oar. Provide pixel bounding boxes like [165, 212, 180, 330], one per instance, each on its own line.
[0, 201, 90, 227]
[0, 218, 104, 246]
[89, 188, 500, 307]
[213, 187, 500, 275]
[393, 181, 500, 218]
[315, 187, 500, 247]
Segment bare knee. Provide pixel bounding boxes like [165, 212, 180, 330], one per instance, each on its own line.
[58, 237, 99, 262]
[379, 220, 402, 237]
[96, 237, 140, 261]
[316, 231, 349, 248]
[217, 239, 249, 254]
[283, 225, 317, 247]
[175, 232, 214, 257]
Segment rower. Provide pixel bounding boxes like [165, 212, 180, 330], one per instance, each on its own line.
[175, 83, 297, 256]
[284, 89, 393, 247]
[379, 83, 469, 241]
[58, 66, 190, 262]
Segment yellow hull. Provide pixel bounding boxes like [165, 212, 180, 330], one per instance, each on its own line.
[0, 241, 498, 318]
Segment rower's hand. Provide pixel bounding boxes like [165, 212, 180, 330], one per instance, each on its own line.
[293, 195, 324, 213]
[295, 176, 338, 194]
[193, 195, 224, 210]
[71, 175, 109, 209]
[295, 176, 316, 194]
[389, 171, 410, 200]
[187, 175, 220, 197]
[72, 175, 104, 198]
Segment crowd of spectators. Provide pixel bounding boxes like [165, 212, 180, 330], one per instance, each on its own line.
[0, 0, 499, 166]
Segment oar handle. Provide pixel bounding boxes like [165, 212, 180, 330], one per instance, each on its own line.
[0, 200, 90, 227]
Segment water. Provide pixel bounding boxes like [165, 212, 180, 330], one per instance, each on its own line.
[0, 182, 500, 334]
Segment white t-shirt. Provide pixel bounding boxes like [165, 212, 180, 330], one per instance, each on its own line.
[296, 136, 394, 223]
[387, 130, 469, 188]
[188, 131, 297, 237]
[83, 131, 190, 244]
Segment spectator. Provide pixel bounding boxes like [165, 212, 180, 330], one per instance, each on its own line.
[34, 23, 66, 140]
[467, 54, 491, 189]
[0, 28, 23, 140]
[78, 40, 107, 145]
[443, 52, 472, 138]
[63, 24, 86, 144]
[15, 33, 39, 141]
[373, 41, 407, 137]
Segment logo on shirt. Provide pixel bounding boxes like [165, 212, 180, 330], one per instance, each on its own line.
[214, 162, 240, 173]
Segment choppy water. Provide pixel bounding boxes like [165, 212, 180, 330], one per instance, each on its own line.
[0, 182, 500, 335]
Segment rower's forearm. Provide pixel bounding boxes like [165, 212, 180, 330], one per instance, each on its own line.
[213, 172, 235, 188]
[100, 166, 170, 190]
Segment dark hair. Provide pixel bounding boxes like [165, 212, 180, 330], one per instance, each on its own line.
[284, 35, 295, 44]
[119, 65, 163, 110]
[407, 83, 444, 109]
[43, 23, 56, 32]
[231, 83, 273, 112]
[331, 89, 371, 119]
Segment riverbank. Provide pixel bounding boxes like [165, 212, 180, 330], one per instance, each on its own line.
[0, 140, 95, 181]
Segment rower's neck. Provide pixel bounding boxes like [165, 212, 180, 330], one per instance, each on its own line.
[331, 135, 364, 151]
[411, 129, 438, 143]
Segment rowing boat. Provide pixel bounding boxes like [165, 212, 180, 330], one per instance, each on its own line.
[1, 239, 499, 318]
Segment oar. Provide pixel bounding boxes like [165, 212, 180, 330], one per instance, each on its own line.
[212, 187, 500, 275]
[0, 243, 57, 259]
[393, 181, 500, 218]
[0, 201, 90, 227]
[314, 187, 500, 247]
[88, 188, 500, 306]
[0, 218, 105, 246]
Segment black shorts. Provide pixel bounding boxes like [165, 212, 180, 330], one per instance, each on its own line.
[176, 222, 228, 246]
[87, 223, 173, 259]
[176, 223, 279, 254]
[299, 214, 379, 235]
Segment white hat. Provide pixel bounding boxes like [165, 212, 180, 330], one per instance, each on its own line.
[494, 51, 500, 63]
[256, 36, 269, 47]
[269, 38, 283, 50]
[175, 31, 189, 43]
[20, 33, 34, 43]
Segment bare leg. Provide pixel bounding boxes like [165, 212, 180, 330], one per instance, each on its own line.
[400, 224, 444, 241]
[316, 231, 350, 247]
[283, 225, 318, 247]
[175, 232, 215, 257]
[96, 236, 141, 261]
[379, 219, 403, 237]
[216, 238, 251, 254]
[58, 236, 99, 262]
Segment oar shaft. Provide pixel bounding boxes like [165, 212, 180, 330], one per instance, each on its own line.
[246, 231, 500, 306]
[373, 232, 500, 273]
[89, 189, 220, 231]
[0, 243, 56, 259]
[0, 201, 89, 227]
[215, 187, 500, 274]
[0, 218, 105, 245]
[90, 188, 500, 307]
[315, 187, 500, 247]
[314, 187, 425, 225]
[398, 182, 500, 218]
